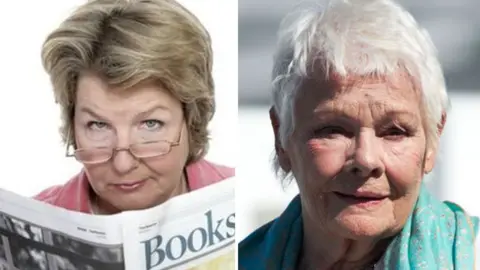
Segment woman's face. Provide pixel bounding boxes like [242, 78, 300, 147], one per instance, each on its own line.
[73, 72, 189, 213]
[282, 73, 438, 240]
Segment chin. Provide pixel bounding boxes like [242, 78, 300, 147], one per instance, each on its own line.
[332, 215, 391, 240]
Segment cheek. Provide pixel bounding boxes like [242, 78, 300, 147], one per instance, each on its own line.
[382, 142, 425, 234]
[147, 144, 188, 177]
[292, 139, 351, 231]
[83, 164, 110, 190]
[384, 140, 425, 189]
[290, 138, 350, 197]
[146, 152, 185, 176]
[303, 139, 350, 178]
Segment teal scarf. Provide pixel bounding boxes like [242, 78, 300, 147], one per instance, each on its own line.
[239, 184, 478, 269]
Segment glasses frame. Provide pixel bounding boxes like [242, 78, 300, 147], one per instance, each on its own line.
[65, 125, 183, 164]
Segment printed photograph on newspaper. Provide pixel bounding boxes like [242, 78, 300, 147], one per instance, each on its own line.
[0, 213, 124, 270]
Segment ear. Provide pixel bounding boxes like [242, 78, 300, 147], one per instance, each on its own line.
[269, 107, 291, 171]
[424, 112, 447, 174]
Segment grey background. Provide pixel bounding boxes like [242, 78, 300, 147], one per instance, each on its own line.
[239, 0, 480, 105]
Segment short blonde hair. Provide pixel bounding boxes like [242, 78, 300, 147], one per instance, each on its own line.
[42, 0, 214, 163]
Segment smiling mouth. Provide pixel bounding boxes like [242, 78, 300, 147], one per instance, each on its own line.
[334, 192, 387, 204]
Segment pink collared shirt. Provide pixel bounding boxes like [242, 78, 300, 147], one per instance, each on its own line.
[33, 159, 234, 214]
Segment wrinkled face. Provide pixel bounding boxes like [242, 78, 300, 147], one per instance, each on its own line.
[281, 73, 437, 240]
[74, 72, 189, 213]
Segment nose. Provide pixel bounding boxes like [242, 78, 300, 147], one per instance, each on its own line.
[111, 134, 138, 174]
[348, 129, 384, 178]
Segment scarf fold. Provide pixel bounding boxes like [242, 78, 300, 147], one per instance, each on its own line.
[239, 184, 478, 270]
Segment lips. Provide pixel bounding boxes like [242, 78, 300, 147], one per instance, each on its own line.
[113, 180, 147, 191]
[334, 191, 388, 200]
[116, 180, 144, 186]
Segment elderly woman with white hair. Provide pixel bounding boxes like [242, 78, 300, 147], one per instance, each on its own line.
[239, 0, 478, 269]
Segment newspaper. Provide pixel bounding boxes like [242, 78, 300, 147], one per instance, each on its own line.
[0, 177, 235, 270]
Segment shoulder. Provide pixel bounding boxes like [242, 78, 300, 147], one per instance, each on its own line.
[239, 195, 303, 269]
[32, 171, 91, 213]
[472, 215, 480, 263]
[194, 159, 234, 178]
[33, 185, 63, 204]
[239, 220, 274, 256]
[477, 235, 480, 263]
[443, 200, 479, 263]
[186, 159, 234, 190]
[238, 220, 275, 270]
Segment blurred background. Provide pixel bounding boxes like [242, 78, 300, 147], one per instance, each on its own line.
[238, 0, 480, 240]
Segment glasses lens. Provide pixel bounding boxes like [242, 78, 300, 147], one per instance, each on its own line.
[74, 148, 112, 163]
[131, 141, 171, 158]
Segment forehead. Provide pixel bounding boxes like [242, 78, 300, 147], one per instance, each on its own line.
[294, 72, 422, 119]
[75, 73, 181, 114]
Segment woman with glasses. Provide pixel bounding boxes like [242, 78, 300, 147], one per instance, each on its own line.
[34, 0, 233, 215]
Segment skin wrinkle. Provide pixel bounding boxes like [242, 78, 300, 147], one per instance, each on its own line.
[275, 71, 441, 269]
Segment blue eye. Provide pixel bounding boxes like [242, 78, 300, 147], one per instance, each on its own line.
[142, 119, 164, 130]
[87, 121, 108, 130]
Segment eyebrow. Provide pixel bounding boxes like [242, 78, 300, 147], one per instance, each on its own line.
[77, 104, 171, 120]
[136, 104, 171, 119]
[78, 106, 106, 120]
[313, 107, 418, 123]
[380, 110, 418, 121]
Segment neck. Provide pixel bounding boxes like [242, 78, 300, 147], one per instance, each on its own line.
[298, 214, 392, 270]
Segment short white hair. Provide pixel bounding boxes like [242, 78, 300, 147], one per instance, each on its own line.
[271, 0, 449, 180]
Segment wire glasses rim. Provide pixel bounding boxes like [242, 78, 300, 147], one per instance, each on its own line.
[64, 126, 183, 163]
